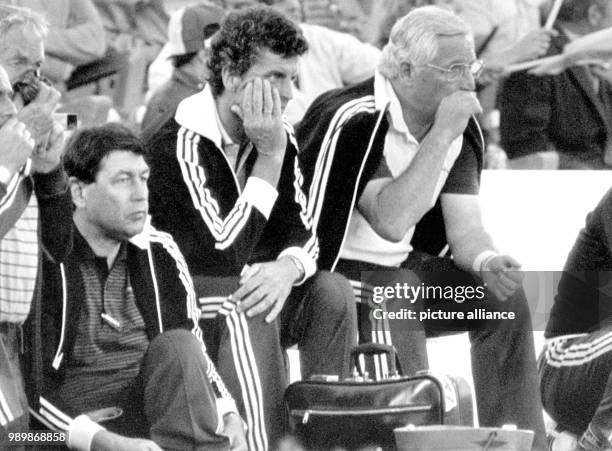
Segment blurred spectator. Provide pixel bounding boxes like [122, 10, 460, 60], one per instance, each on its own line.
[364, 0, 432, 48]
[0, 4, 71, 439]
[499, 0, 612, 169]
[141, 2, 223, 142]
[5, 0, 106, 86]
[529, 26, 612, 75]
[93, 0, 168, 67]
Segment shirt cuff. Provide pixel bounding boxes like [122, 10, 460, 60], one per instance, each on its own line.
[278, 247, 317, 285]
[215, 397, 239, 434]
[243, 177, 278, 218]
[472, 250, 498, 274]
[0, 165, 12, 185]
[67, 415, 105, 451]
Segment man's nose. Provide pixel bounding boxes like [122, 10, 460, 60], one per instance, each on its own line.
[132, 178, 148, 200]
[278, 77, 293, 102]
[460, 70, 476, 91]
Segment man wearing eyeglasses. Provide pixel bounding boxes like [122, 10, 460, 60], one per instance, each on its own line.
[297, 6, 546, 450]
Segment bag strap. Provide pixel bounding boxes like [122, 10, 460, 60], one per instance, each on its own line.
[350, 343, 404, 379]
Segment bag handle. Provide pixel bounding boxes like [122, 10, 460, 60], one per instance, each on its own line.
[350, 343, 404, 379]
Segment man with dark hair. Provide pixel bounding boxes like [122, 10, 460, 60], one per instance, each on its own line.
[147, 7, 356, 450]
[297, 5, 546, 450]
[499, 0, 612, 169]
[23, 124, 246, 451]
[141, 2, 224, 142]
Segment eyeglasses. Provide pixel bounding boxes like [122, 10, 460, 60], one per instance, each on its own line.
[421, 59, 485, 82]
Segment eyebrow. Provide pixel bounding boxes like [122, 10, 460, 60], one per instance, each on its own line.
[113, 168, 149, 177]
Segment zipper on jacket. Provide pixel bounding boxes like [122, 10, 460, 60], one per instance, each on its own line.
[292, 404, 432, 424]
[331, 103, 389, 271]
[146, 243, 163, 333]
[213, 143, 242, 195]
[52, 264, 68, 370]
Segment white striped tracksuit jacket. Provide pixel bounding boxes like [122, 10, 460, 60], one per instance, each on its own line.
[21, 221, 237, 443]
[146, 86, 319, 450]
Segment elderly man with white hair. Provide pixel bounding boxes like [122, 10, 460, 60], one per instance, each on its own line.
[297, 6, 547, 450]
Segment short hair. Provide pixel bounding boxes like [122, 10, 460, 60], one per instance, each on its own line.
[378, 6, 472, 80]
[64, 124, 147, 183]
[557, 0, 608, 24]
[206, 6, 308, 96]
[0, 5, 47, 47]
[171, 52, 197, 69]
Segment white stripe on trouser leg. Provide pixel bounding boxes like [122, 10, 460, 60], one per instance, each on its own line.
[0, 388, 14, 425]
[226, 310, 268, 450]
[371, 302, 392, 379]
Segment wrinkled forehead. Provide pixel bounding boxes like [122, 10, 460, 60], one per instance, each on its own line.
[0, 22, 44, 55]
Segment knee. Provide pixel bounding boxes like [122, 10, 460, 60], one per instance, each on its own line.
[146, 329, 207, 368]
[309, 271, 355, 318]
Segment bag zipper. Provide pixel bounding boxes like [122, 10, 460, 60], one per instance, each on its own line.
[292, 404, 433, 424]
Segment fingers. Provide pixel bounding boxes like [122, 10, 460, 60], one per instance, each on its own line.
[265, 296, 284, 323]
[240, 264, 260, 284]
[251, 78, 263, 117]
[241, 80, 254, 119]
[32, 82, 61, 112]
[262, 79, 273, 116]
[271, 85, 282, 118]
[241, 78, 275, 118]
[244, 292, 275, 318]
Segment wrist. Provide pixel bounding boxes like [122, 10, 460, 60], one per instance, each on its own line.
[283, 255, 305, 283]
[0, 165, 14, 185]
[473, 250, 498, 276]
[256, 147, 285, 159]
[68, 415, 105, 451]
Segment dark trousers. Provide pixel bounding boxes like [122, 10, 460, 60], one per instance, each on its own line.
[540, 328, 612, 450]
[336, 256, 547, 451]
[0, 323, 29, 449]
[109, 329, 229, 451]
[200, 270, 357, 450]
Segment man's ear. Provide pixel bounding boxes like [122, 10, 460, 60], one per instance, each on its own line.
[399, 61, 414, 83]
[69, 177, 87, 209]
[587, 3, 604, 27]
[221, 66, 241, 92]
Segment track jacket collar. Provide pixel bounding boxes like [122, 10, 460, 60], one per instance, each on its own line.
[374, 70, 411, 136]
[175, 84, 223, 148]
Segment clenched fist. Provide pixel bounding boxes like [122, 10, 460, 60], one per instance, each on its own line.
[432, 91, 482, 143]
[0, 117, 35, 176]
[16, 81, 61, 147]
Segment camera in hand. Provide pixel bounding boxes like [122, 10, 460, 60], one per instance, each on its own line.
[12, 69, 51, 106]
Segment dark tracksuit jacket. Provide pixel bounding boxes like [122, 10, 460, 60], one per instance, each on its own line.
[295, 77, 484, 271]
[22, 222, 235, 441]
